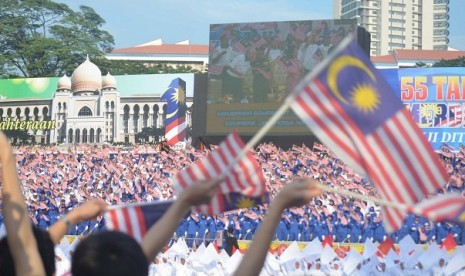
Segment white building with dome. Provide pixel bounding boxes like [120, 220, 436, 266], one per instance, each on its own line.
[0, 57, 194, 144]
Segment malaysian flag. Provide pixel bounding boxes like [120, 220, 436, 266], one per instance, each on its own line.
[285, 59, 301, 75]
[289, 24, 306, 41]
[276, 58, 301, 75]
[412, 194, 465, 226]
[290, 39, 448, 232]
[172, 130, 268, 215]
[161, 78, 187, 146]
[232, 40, 247, 54]
[104, 200, 173, 242]
[252, 37, 266, 49]
[411, 103, 463, 128]
[252, 67, 272, 80]
[276, 58, 287, 72]
[208, 65, 224, 76]
[437, 103, 463, 127]
[312, 48, 324, 63]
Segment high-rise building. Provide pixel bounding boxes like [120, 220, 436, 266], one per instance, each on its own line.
[333, 0, 450, 56]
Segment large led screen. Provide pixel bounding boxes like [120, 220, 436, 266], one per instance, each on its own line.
[206, 19, 358, 136]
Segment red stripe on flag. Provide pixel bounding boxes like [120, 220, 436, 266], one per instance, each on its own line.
[110, 210, 120, 231]
[380, 118, 430, 199]
[173, 130, 267, 215]
[122, 208, 134, 238]
[135, 206, 147, 236]
[296, 86, 362, 170]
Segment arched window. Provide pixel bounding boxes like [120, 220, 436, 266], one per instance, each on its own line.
[78, 106, 93, 117]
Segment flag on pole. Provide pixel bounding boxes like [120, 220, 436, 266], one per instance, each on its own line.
[161, 78, 187, 146]
[412, 193, 465, 226]
[440, 233, 457, 251]
[290, 39, 448, 232]
[172, 130, 268, 215]
[104, 200, 173, 242]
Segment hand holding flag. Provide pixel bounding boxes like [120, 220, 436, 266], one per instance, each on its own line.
[172, 130, 268, 215]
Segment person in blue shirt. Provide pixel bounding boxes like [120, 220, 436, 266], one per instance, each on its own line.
[186, 214, 199, 248]
[365, 206, 376, 221]
[197, 214, 209, 246]
[373, 220, 386, 243]
[424, 222, 435, 243]
[240, 216, 255, 240]
[300, 213, 312, 242]
[326, 215, 336, 241]
[354, 206, 364, 222]
[396, 224, 409, 243]
[435, 222, 449, 244]
[176, 218, 187, 241]
[229, 214, 242, 238]
[313, 217, 328, 241]
[408, 216, 421, 243]
[335, 217, 351, 243]
[348, 218, 362, 243]
[276, 214, 290, 241]
[288, 214, 301, 241]
[205, 216, 216, 245]
[449, 223, 462, 244]
[361, 217, 375, 242]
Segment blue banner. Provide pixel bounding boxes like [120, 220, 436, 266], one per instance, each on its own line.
[381, 67, 465, 150]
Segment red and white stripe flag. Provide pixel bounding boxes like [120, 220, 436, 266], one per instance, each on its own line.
[411, 194, 465, 226]
[104, 200, 174, 242]
[290, 39, 448, 232]
[172, 130, 268, 215]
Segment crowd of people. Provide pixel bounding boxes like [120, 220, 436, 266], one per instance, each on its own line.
[0, 140, 464, 249]
[1, 128, 465, 275]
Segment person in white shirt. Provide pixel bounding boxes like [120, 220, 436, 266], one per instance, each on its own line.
[211, 34, 235, 67]
[222, 48, 256, 103]
[266, 37, 282, 63]
[297, 32, 319, 75]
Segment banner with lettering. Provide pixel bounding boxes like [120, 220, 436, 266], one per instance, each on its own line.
[382, 67, 465, 150]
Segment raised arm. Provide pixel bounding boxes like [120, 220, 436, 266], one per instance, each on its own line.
[141, 177, 220, 261]
[48, 198, 108, 244]
[233, 179, 322, 276]
[0, 131, 46, 275]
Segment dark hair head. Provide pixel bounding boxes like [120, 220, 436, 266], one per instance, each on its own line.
[71, 231, 148, 276]
[227, 226, 234, 234]
[0, 226, 55, 276]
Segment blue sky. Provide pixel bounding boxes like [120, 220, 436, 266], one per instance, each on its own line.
[57, 0, 465, 51]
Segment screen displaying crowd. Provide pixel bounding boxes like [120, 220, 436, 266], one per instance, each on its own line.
[0, 141, 463, 249]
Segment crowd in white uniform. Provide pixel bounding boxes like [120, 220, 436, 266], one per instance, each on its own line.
[52, 234, 465, 276]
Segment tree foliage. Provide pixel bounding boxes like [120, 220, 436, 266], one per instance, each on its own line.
[432, 56, 465, 67]
[94, 59, 202, 75]
[0, 0, 114, 78]
[3, 129, 34, 145]
[134, 126, 164, 144]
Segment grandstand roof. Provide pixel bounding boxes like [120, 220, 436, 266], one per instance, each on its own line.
[109, 39, 209, 55]
[106, 39, 209, 71]
[371, 49, 465, 68]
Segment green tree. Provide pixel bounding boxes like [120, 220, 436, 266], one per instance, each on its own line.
[95, 60, 202, 76]
[0, 0, 114, 78]
[2, 129, 34, 145]
[433, 56, 465, 67]
[134, 126, 165, 144]
[415, 61, 430, 68]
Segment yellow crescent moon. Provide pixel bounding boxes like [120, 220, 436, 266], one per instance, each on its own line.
[327, 56, 376, 104]
[164, 86, 178, 120]
[166, 111, 176, 119]
[459, 210, 465, 222]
